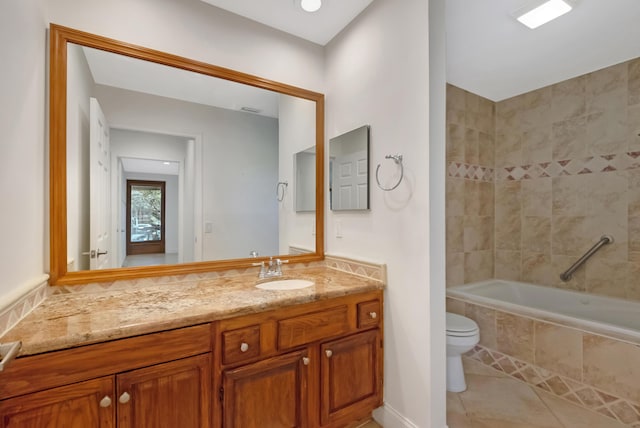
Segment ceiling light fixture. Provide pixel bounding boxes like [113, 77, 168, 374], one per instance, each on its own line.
[514, 0, 573, 29]
[300, 0, 322, 13]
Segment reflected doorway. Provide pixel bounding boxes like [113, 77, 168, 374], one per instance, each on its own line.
[126, 180, 166, 255]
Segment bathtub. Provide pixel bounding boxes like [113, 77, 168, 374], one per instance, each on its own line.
[446, 279, 640, 423]
[447, 279, 640, 343]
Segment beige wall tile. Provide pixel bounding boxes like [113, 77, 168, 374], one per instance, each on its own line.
[464, 250, 494, 284]
[522, 252, 553, 286]
[551, 75, 587, 121]
[552, 176, 589, 216]
[496, 311, 534, 363]
[494, 251, 521, 281]
[478, 181, 494, 217]
[629, 169, 640, 217]
[586, 108, 628, 155]
[522, 128, 551, 164]
[465, 303, 497, 349]
[551, 216, 589, 256]
[478, 131, 495, 167]
[496, 96, 522, 135]
[588, 172, 628, 218]
[585, 214, 628, 262]
[628, 104, 640, 151]
[446, 178, 465, 217]
[586, 62, 628, 114]
[465, 128, 480, 165]
[447, 84, 466, 110]
[585, 258, 629, 299]
[447, 216, 464, 254]
[447, 252, 465, 287]
[522, 178, 552, 217]
[522, 217, 551, 253]
[464, 180, 481, 216]
[464, 216, 493, 252]
[447, 123, 466, 163]
[495, 132, 522, 167]
[552, 116, 587, 160]
[629, 58, 640, 106]
[627, 260, 640, 301]
[534, 322, 583, 381]
[584, 334, 640, 403]
[632, 217, 640, 252]
[446, 298, 465, 315]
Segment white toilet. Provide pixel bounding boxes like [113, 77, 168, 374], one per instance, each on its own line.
[446, 312, 480, 392]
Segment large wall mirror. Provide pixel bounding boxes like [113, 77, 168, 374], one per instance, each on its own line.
[50, 24, 325, 285]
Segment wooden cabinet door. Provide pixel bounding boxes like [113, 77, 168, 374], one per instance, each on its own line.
[0, 377, 114, 428]
[117, 354, 211, 428]
[222, 349, 309, 428]
[320, 330, 382, 426]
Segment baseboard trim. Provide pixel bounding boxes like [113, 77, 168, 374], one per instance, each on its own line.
[372, 403, 419, 428]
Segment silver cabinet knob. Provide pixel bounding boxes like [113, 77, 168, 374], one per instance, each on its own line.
[99, 396, 112, 408]
[302, 357, 310, 366]
[325, 349, 333, 358]
[240, 342, 249, 352]
[119, 392, 131, 404]
[369, 311, 378, 319]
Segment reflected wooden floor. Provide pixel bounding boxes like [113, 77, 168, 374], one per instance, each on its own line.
[122, 253, 179, 267]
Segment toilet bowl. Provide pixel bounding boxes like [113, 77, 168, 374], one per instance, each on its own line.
[446, 312, 480, 392]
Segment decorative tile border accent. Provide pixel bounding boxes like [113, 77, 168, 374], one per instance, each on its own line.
[0, 277, 49, 337]
[467, 345, 640, 427]
[325, 255, 387, 284]
[497, 151, 640, 181]
[447, 162, 494, 182]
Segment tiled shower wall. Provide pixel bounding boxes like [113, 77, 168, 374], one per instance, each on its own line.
[446, 57, 640, 302]
[446, 85, 495, 286]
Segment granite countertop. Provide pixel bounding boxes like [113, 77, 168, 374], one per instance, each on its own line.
[0, 266, 383, 357]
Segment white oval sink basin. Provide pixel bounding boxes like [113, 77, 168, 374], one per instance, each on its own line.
[255, 279, 314, 290]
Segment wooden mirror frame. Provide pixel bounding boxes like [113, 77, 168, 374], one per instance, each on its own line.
[49, 24, 325, 285]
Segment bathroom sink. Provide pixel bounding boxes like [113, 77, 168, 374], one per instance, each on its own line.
[255, 279, 314, 290]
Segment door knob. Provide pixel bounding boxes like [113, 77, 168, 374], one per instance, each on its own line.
[97, 249, 108, 257]
[240, 342, 249, 352]
[302, 357, 310, 365]
[369, 311, 377, 319]
[325, 349, 333, 358]
[119, 392, 131, 404]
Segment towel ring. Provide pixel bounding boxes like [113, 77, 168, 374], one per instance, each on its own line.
[375, 155, 404, 191]
[276, 181, 288, 202]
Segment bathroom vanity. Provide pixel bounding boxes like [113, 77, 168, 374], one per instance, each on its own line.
[0, 265, 383, 428]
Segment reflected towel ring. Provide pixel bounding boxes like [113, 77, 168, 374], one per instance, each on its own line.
[375, 155, 404, 191]
[276, 181, 288, 201]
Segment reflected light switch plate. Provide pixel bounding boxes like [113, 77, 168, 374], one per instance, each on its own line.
[205, 222, 213, 233]
[335, 220, 343, 238]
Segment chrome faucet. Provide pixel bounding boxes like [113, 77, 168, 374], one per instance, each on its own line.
[253, 257, 289, 279]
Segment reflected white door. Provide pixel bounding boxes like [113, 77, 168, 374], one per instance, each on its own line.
[332, 151, 368, 210]
[89, 97, 112, 270]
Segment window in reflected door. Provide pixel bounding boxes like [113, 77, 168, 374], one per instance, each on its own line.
[126, 180, 166, 255]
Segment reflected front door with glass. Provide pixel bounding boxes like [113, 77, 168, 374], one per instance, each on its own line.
[126, 180, 166, 255]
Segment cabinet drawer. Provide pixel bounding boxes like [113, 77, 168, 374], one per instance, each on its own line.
[357, 300, 381, 329]
[222, 325, 261, 365]
[278, 306, 350, 350]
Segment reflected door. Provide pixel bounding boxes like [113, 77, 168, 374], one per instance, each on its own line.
[126, 180, 166, 255]
[89, 98, 112, 270]
[332, 152, 368, 210]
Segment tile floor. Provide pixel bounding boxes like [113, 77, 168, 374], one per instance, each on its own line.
[121, 252, 179, 267]
[448, 358, 630, 427]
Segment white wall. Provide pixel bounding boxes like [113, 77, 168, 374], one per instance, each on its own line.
[278, 94, 318, 254]
[325, 0, 443, 427]
[66, 43, 94, 271]
[0, 0, 48, 304]
[97, 86, 279, 260]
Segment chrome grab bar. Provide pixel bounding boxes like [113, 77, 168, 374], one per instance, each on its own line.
[560, 235, 613, 282]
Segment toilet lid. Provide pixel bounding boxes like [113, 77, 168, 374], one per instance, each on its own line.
[446, 312, 479, 333]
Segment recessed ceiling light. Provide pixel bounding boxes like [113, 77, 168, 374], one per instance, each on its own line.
[300, 0, 322, 13]
[514, 0, 573, 29]
[163, 162, 171, 165]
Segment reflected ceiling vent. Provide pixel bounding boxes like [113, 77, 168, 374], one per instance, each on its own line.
[240, 106, 262, 114]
